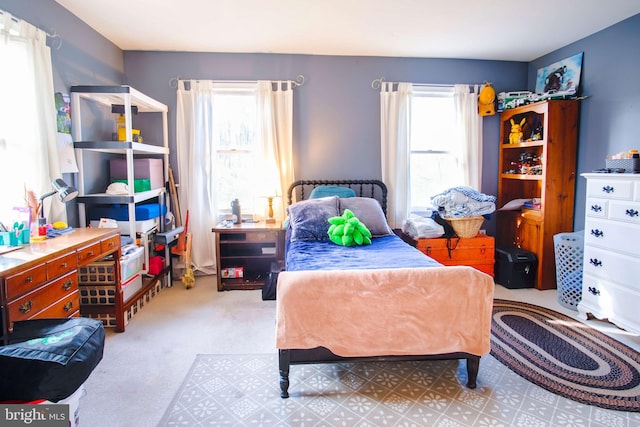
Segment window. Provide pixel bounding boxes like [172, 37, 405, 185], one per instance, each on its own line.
[408, 87, 465, 212]
[0, 17, 44, 220]
[210, 87, 270, 219]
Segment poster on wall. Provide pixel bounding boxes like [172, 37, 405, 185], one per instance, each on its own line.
[54, 92, 78, 173]
[535, 52, 583, 95]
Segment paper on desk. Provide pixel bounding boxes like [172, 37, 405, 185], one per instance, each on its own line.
[498, 199, 531, 211]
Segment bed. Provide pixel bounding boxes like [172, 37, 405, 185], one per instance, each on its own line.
[276, 179, 494, 398]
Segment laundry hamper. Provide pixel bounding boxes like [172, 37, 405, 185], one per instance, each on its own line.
[553, 231, 584, 310]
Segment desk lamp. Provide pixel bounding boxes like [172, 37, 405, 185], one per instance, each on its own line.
[39, 178, 78, 221]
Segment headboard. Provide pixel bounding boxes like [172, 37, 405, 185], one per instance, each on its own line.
[287, 179, 388, 216]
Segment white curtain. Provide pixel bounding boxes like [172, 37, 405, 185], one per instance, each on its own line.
[176, 80, 218, 274]
[176, 80, 294, 273]
[257, 81, 294, 221]
[454, 84, 483, 190]
[380, 82, 412, 229]
[0, 10, 64, 223]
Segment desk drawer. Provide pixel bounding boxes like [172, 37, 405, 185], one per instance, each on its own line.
[77, 242, 101, 265]
[5, 263, 47, 300]
[7, 271, 78, 324]
[47, 252, 77, 280]
[101, 234, 120, 254]
[37, 289, 79, 319]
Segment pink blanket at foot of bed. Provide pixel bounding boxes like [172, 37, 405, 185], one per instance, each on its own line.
[276, 266, 494, 357]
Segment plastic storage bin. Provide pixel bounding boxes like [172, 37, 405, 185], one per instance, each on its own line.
[554, 231, 584, 310]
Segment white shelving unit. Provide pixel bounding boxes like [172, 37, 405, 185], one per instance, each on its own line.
[70, 85, 172, 329]
[70, 85, 169, 239]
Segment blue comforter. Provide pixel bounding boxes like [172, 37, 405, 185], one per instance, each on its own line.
[286, 234, 442, 271]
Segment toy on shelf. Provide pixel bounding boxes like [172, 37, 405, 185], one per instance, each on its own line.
[509, 118, 526, 144]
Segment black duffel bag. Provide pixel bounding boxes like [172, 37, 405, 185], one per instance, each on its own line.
[0, 317, 105, 402]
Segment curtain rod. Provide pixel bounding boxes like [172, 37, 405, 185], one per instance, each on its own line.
[0, 9, 61, 49]
[169, 74, 305, 89]
[371, 77, 485, 90]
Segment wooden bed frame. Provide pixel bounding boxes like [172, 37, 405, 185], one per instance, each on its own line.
[278, 179, 483, 398]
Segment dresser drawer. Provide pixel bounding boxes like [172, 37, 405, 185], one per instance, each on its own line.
[608, 200, 640, 224]
[47, 251, 77, 280]
[37, 289, 79, 319]
[5, 263, 47, 300]
[584, 218, 640, 255]
[587, 178, 634, 200]
[583, 246, 640, 288]
[101, 234, 120, 254]
[7, 271, 78, 324]
[581, 274, 640, 334]
[585, 198, 608, 218]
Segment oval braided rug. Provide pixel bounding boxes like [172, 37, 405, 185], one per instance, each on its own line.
[490, 299, 640, 412]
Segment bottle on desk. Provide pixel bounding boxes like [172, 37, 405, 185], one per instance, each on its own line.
[231, 199, 241, 224]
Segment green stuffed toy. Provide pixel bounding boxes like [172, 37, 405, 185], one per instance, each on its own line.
[327, 209, 372, 246]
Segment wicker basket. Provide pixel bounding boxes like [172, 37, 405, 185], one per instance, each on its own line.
[445, 216, 484, 238]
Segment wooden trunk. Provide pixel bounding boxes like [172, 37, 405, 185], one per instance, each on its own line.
[407, 235, 495, 277]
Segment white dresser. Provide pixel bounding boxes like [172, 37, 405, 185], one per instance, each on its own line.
[578, 173, 640, 334]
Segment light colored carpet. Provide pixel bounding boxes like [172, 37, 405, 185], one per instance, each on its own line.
[79, 276, 640, 427]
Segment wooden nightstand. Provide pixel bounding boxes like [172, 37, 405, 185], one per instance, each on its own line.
[403, 234, 495, 277]
[212, 222, 285, 291]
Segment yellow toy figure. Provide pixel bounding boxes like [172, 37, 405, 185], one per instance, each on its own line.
[509, 118, 526, 144]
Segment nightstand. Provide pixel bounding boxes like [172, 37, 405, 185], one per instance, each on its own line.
[212, 222, 285, 291]
[403, 234, 495, 277]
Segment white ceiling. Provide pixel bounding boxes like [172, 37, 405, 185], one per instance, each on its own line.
[55, 0, 640, 62]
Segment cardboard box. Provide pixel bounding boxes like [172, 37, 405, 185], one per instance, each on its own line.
[221, 267, 244, 278]
[109, 158, 164, 190]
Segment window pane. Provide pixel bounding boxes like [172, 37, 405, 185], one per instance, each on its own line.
[0, 37, 40, 219]
[410, 96, 455, 152]
[409, 90, 463, 212]
[410, 153, 464, 210]
[211, 91, 265, 217]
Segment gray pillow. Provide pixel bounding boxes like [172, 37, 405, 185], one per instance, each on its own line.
[339, 197, 394, 236]
[287, 196, 339, 241]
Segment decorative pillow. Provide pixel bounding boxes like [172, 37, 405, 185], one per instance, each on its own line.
[287, 196, 339, 241]
[339, 197, 394, 236]
[327, 209, 372, 246]
[309, 185, 356, 199]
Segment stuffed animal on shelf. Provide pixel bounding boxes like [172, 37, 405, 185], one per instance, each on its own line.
[509, 118, 526, 144]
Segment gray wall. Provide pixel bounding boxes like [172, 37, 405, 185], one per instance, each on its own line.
[0, 0, 124, 226]
[529, 13, 640, 231]
[3, 0, 639, 234]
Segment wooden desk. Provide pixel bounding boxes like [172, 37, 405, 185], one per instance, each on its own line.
[0, 228, 121, 342]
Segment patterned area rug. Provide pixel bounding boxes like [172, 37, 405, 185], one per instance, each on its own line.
[491, 299, 640, 412]
[159, 353, 640, 426]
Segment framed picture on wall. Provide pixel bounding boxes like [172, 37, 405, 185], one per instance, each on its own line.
[535, 52, 583, 95]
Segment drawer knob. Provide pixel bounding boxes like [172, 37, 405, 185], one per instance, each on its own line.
[590, 205, 602, 213]
[87, 251, 94, 256]
[25, 276, 33, 284]
[602, 185, 615, 194]
[589, 258, 602, 267]
[61, 262, 67, 268]
[588, 286, 601, 296]
[63, 280, 73, 291]
[19, 300, 33, 314]
[63, 301, 74, 312]
[626, 209, 639, 218]
[590, 229, 604, 238]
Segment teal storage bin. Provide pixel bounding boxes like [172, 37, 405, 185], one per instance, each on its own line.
[0, 230, 29, 246]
